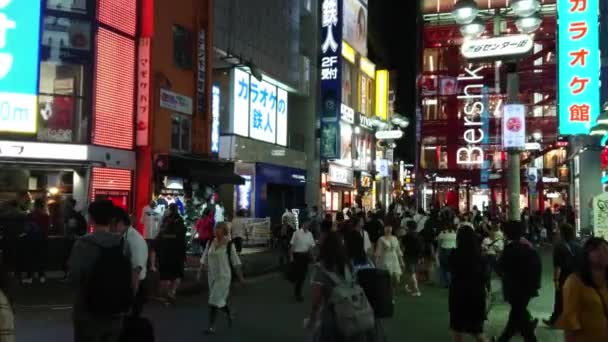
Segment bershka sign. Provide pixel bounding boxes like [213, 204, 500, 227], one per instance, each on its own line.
[375, 130, 403, 140]
[456, 66, 485, 165]
[461, 34, 534, 61]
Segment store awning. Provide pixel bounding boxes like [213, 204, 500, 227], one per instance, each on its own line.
[164, 154, 245, 185]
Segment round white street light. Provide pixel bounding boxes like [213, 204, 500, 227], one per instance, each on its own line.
[460, 18, 486, 38]
[354, 126, 361, 135]
[452, 0, 479, 25]
[510, 0, 541, 18]
[515, 13, 542, 34]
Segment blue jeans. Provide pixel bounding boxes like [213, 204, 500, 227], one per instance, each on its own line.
[438, 248, 453, 288]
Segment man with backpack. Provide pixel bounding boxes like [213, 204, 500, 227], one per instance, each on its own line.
[544, 223, 581, 327]
[68, 200, 134, 342]
[495, 221, 542, 342]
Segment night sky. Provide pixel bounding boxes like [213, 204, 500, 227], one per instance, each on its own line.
[368, 0, 420, 164]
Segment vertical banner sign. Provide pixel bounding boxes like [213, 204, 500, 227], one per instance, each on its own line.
[480, 87, 490, 189]
[211, 85, 220, 153]
[0, 0, 42, 133]
[593, 192, 608, 240]
[558, 0, 600, 135]
[197, 30, 206, 115]
[136, 38, 151, 146]
[502, 104, 526, 149]
[320, 0, 343, 160]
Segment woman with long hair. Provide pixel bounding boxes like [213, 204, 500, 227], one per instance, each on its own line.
[200, 222, 243, 335]
[449, 226, 488, 342]
[375, 224, 405, 293]
[157, 203, 187, 305]
[437, 223, 458, 288]
[555, 237, 608, 341]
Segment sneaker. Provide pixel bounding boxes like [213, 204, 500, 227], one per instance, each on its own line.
[21, 278, 33, 284]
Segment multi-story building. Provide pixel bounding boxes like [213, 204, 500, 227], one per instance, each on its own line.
[419, 0, 568, 214]
[0, 0, 138, 236]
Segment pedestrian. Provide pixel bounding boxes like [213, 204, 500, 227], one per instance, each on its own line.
[0, 196, 27, 278]
[22, 198, 49, 284]
[353, 213, 373, 256]
[200, 222, 243, 335]
[554, 237, 608, 341]
[449, 226, 488, 342]
[112, 207, 149, 317]
[481, 224, 504, 293]
[495, 221, 541, 342]
[420, 210, 438, 284]
[157, 203, 186, 305]
[414, 208, 428, 233]
[290, 217, 315, 301]
[305, 231, 375, 341]
[544, 223, 582, 327]
[63, 198, 87, 279]
[402, 220, 423, 296]
[230, 210, 247, 255]
[310, 205, 322, 241]
[68, 200, 134, 342]
[375, 224, 405, 293]
[141, 200, 161, 272]
[0, 265, 14, 342]
[194, 207, 215, 253]
[437, 224, 457, 288]
[542, 207, 554, 242]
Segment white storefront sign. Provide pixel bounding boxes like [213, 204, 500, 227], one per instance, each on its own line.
[341, 103, 355, 123]
[329, 164, 353, 185]
[375, 130, 403, 140]
[435, 176, 456, 183]
[502, 104, 526, 149]
[543, 176, 559, 183]
[593, 192, 608, 241]
[456, 66, 486, 165]
[160, 88, 193, 115]
[461, 34, 534, 60]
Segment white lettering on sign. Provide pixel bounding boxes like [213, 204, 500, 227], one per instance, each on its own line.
[321, 0, 339, 53]
[542, 176, 559, 183]
[329, 164, 353, 185]
[456, 66, 485, 165]
[435, 176, 456, 183]
[375, 130, 403, 140]
[341, 103, 354, 123]
[461, 34, 534, 60]
[136, 38, 151, 146]
[359, 114, 373, 129]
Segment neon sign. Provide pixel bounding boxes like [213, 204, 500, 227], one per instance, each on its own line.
[211, 85, 220, 153]
[558, 0, 599, 135]
[456, 66, 485, 165]
[0, 0, 41, 133]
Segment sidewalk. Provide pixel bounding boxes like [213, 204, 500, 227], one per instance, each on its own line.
[11, 248, 280, 307]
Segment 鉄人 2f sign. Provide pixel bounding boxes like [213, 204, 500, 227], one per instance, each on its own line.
[0, 0, 42, 133]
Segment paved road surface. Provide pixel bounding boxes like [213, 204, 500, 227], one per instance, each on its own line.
[15, 251, 564, 341]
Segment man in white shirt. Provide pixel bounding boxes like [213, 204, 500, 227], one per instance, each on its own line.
[140, 200, 161, 272]
[289, 218, 315, 302]
[114, 207, 148, 316]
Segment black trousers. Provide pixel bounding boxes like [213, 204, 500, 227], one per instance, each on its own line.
[132, 277, 148, 317]
[62, 238, 76, 275]
[548, 286, 563, 324]
[498, 297, 537, 342]
[293, 252, 310, 298]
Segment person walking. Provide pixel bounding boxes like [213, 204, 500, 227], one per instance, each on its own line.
[290, 218, 315, 302]
[555, 237, 608, 341]
[230, 210, 248, 255]
[495, 221, 542, 342]
[112, 207, 149, 317]
[141, 200, 161, 272]
[449, 226, 488, 342]
[22, 198, 49, 284]
[402, 221, 424, 296]
[544, 223, 582, 327]
[437, 224, 458, 288]
[481, 224, 504, 293]
[200, 222, 243, 335]
[157, 203, 186, 305]
[353, 213, 372, 256]
[375, 224, 405, 293]
[68, 200, 134, 342]
[63, 199, 87, 279]
[194, 208, 215, 253]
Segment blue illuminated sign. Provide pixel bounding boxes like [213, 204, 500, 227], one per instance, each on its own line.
[558, 0, 600, 135]
[211, 85, 220, 153]
[0, 0, 41, 133]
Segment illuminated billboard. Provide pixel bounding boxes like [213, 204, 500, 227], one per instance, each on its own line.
[0, 0, 42, 133]
[558, 0, 600, 135]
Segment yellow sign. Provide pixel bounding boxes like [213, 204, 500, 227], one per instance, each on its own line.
[342, 41, 356, 64]
[375, 70, 388, 120]
[360, 57, 375, 78]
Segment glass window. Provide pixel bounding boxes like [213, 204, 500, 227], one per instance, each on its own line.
[173, 25, 193, 70]
[38, 62, 88, 143]
[423, 48, 446, 72]
[342, 62, 353, 107]
[171, 114, 191, 152]
[46, 0, 89, 14]
[41, 16, 92, 62]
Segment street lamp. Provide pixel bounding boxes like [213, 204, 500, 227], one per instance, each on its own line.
[452, 0, 479, 25]
[460, 18, 486, 38]
[510, 0, 541, 18]
[515, 13, 542, 34]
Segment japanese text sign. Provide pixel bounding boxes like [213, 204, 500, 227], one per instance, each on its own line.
[0, 0, 42, 133]
[502, 104, 526, 149]
[136, 38, 151, 146]
[461, 34, 534, 60]
[320, 0, 343, 159]
[231, 68, 288, 146]
[558, 0, 599, 135]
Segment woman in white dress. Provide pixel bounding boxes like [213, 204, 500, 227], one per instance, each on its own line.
[200, 222, 243, 334]
[375, 224, 405, 291]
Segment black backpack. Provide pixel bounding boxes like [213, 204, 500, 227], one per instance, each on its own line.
[85, 238, 134, 315]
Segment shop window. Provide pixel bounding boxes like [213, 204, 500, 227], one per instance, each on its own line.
[46, 0, 89, 14]
[423, 48, 446, 72]
[38, 62, 89, 143]
[171, 114, 192, 152]
[422, 98, 446, 121]
[42, 16, 92, 60]
[173, 25, 193, 70]
[342, 61, 353, 107]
